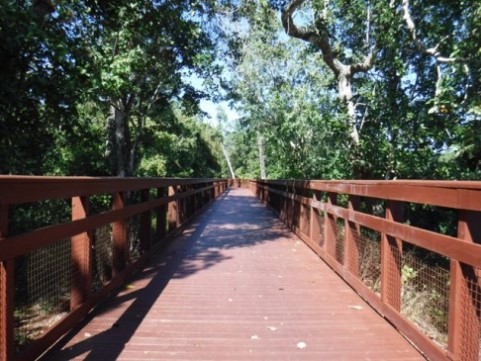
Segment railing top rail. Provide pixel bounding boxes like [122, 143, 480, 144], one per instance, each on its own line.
[254, 179, 481, 211]
[0, 176, 226, 204]
[256, 179, 481, 189]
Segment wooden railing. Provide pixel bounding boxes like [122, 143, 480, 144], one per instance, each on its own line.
[0, 176, 228, 361]
[250, 179, 481, 361]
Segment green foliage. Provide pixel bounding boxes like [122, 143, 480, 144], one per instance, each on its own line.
[2, 0, 481, 181]
[138, 109, 224, 178]
[0, 0, 226, 178]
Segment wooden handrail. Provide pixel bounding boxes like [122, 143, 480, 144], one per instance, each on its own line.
[0, 177, 229, 361]
[250, 179, 481, 361]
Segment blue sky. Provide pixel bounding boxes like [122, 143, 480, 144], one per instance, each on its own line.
[199, 99, 240, 127]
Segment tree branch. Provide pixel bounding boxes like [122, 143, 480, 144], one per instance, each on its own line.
[402, 0, 464, 64]
[281, 0, 343, 75]
[351, 47, 377, 74]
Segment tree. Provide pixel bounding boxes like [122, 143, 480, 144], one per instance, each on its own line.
[228, 3, 350, 179]
[274, 0, 381, 148]
[78, 1, 217, 176]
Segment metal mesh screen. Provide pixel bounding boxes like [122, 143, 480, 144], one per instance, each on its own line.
[458, 268, 481, 361]
[128, 215, 141, 263]
[14, 239, 72, 351]
[358, 226, 381, 293]
[400, 244, 450, 348]
[92, 224, 112, 292]
[318, 212, 325, 248]
[335, 219, 345, 264]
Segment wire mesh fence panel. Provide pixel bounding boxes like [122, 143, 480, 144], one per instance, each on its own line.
[335, 219, 345, 265]
[14, 239, 73, 352]
[358, 226, 382, 293]
[128, 215, 141, 263]
[400, 244, 450, 349]
[317, 211, 325, 249]
[458, 268, 481, 361]
[92, 224, 113, 292]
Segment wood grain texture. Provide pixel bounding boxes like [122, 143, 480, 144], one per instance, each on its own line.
[44, 189, 424, 361]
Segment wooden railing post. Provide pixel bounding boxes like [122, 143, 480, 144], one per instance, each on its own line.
[447, 210, 481, 361]
[140, 189, 151, 253]
[112, 192, 127, 277]
[211, 181, 216, 200]
[300, 201, 309, 237]
[71, 196, 92, 310]
[156, 188, 167, 242]
[325, 193, 337, 257]
[0, 204, 14, 360]
[310, 192, 322, 247]
[345, 195, 361, 276]
[168, 186, 179, 231]
[381, 200, 403, 311]
[281, 188, 287, 222]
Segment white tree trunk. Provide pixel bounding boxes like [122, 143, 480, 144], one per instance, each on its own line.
[257, 132, 267, 179]
[221, 143, 236, 179]
[338, 72, 360, 146]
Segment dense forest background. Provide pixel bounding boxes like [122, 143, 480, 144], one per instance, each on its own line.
[2, 0, 481, 180]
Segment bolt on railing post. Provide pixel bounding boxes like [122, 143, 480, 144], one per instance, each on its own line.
[112, 192, 128, 277]
[71, 196, 92, 310]
[156, 188, 167, 241]
[140, 189, 151, 253]
[447, 210, 481, 361]
[381, 200, 403, 311]
[168, 186, 179, 231]
[0, 204, 14, 361]
[325, 193, 337, 258]
[345, 195, 361, 276]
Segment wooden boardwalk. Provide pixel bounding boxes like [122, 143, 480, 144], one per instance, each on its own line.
[44, 188, 425, 361]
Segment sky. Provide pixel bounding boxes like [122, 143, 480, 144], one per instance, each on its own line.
[199, 99, 240, 128]
[183, 69, 240, 128]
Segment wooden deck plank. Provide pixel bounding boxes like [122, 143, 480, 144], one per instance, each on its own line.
[44, 188, 425, 361]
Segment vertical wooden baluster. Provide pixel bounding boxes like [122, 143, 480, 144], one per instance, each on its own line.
[345, 195, 361, 276]
[140, 189, 151, 253]
[112, 192, 127, 277]
[447, 210, 481, 361]
[381, 200, 403, 310]
[0, 204, 14, 360]
[71, 196, 92, 310]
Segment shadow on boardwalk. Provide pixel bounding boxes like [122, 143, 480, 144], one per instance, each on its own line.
[45, 188, 424, 361]
[44, 189, 291, 360]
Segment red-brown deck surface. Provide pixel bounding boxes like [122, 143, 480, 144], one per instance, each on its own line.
[44, 188, 425, 360]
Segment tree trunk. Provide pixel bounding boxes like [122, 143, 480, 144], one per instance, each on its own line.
[257, 132, 267, 179]
[221, 143, 236, 179]
[107, 102, 130, 177]
[338, 71, 360, 147]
